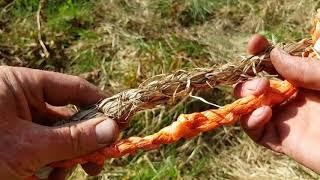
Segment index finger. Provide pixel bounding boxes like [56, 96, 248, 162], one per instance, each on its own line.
[13, 67, 106, 106]
[39, 71, 106, 106]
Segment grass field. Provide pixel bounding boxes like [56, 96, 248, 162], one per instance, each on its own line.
[1, 0, 320, 179]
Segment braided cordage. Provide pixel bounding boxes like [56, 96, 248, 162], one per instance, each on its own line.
[51, 80, 297, 168]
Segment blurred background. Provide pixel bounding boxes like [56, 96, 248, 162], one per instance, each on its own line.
[1, 0, 320, 179]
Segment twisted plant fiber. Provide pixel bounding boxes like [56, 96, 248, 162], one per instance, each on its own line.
[59, 39, 312, 128]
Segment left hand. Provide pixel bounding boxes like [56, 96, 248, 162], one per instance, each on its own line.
[0, 66, 119, 179]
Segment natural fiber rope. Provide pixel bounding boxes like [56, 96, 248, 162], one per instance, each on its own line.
[57, 39, 312, 128]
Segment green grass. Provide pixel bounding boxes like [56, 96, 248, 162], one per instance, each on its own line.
[1, 0, 320, 179]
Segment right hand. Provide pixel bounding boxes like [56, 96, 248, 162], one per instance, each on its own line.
[234, 34, 320, 173]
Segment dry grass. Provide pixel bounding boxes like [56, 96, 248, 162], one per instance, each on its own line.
[1, 0, 320, 179]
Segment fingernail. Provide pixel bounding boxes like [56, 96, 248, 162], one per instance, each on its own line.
[245, 78, 262, 91]
[95, 119, 118, 144]
[252, 106, 267, 118]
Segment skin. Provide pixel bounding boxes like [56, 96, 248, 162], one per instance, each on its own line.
[235, 34, 320, 173]
[0, 66, 119, 179]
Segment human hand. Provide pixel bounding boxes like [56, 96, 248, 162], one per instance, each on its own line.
[0, 66, 119, 179]
[234, 34, 320, 173]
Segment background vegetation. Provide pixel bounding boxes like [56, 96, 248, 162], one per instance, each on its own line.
[1, 0, 320, 179]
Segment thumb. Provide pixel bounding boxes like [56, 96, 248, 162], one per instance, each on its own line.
[43, 117, 119, 163]
[270, 48, 320, 90]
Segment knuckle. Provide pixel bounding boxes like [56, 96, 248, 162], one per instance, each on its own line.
[297, 63, 309, 84]
[72, 76, 89, 95]
[67, 124, 86, 155]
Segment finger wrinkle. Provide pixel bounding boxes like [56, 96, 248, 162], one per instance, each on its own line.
[1, 69, 33, 120]
[14, 70, 46, 118]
